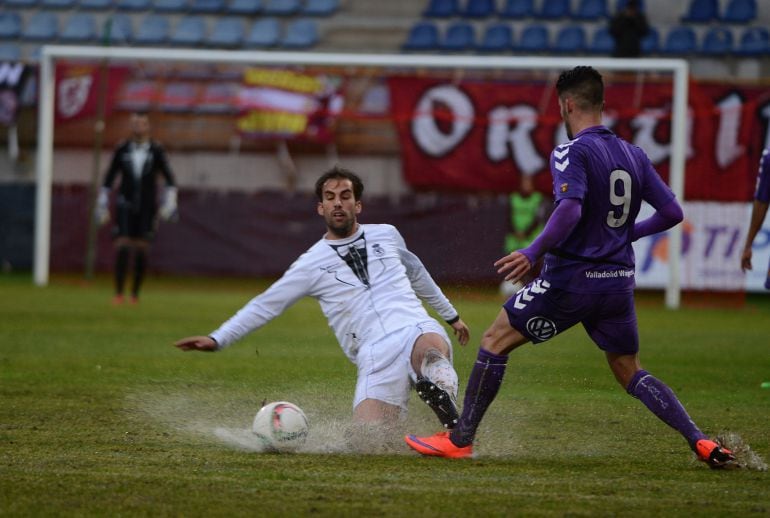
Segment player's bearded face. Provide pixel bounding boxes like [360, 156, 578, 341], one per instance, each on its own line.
[559, 97, 574, 140]
[318, 179, 361, 239]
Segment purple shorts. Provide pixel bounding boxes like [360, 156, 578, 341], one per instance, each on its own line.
[503, 278, 639, 355]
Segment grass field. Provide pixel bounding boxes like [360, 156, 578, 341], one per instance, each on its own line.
[1, 273, 769, 516]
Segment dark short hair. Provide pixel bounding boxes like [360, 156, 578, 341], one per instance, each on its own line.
[315, 166, 364, 201]
[556, 66, 604, 111]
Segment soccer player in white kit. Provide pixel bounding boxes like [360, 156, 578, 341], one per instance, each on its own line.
[175, 167, 470, 427]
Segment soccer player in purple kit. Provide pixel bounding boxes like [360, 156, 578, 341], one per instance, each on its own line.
[740, 147, 770, 289]
[405, 66, 736, 468]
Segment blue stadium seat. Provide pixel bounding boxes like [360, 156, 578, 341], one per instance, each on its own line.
[227, 0, 261, 13]
[302, 0, 339, 16]
[118, 0, 152, 10]
[499, 0, 533, 18]
[208, 17, 244, 47]
[736, 26, 768, 56]
[263, 0, 300, 15]
[517, 24, 549, 52]
[700, 26, 733, 55]
[5, 0, 38, 7]
[662, 26, 696, 54]
[105, 14, 133, 44]
[423, 0, 458, 17]
[170, 15, 206, 45]
[640, 26, 658, 54]
[537, 0, 570, 19]
[244, 17, 280, 47]
[681, 0, 717, 22]
[402, 21, 440, 51]
[575, 0, 607, 20]
[41, 0, 76, 9]
[22, 12, 58, 41]
[588, 26, 614, 54]
[0, 43, 22, 60]
[477, 23, 513, 52]
[79, 0, 112, 9]
[615, 0, 644, 11]
[441, 21, 475, 51]
[154, 0, 188, 11]
[190, 0, 224, 13]
[281, 18, 319, 48]
[553, 25, 586, 53]
[0, 13, 23, 39]
[60, 13, 97, 42]
[134, 14, 169, 44]
[463, 0, 496, 18]
[720, 0, 755, 24]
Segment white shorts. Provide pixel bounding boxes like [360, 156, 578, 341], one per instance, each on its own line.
[352, 319, 452, 411]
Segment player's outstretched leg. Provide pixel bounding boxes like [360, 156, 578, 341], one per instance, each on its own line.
[626, 369, 736, 469]
[417, 349, 459, 429]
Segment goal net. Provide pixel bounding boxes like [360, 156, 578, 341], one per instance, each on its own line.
[35, 46, 691, 306]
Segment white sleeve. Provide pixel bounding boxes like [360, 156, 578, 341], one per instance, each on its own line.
[393, 227, 459, 323]
[209, 258, 310, 349]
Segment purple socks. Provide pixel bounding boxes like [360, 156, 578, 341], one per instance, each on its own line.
[450, 348, 508, 447]
[626, 369, 707, 448]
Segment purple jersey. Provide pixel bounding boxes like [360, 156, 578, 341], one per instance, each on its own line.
[543, 126, 675, 293]
[754, 148, 770, 203]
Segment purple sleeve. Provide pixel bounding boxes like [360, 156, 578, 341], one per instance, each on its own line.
[519, 198, 581, 264]
[755, 149, 770, 203]
[631, 197, 684, 242]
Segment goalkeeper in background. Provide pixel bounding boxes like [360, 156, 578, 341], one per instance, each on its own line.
[740, 146, 770, 289]
[94, 111, 177, 304]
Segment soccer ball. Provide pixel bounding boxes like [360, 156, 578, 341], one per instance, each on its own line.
[251, 401, 309, 452]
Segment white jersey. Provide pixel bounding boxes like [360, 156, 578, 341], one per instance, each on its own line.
[209, 224, 459, 362]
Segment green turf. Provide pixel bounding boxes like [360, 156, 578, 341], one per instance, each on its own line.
[1, 273, 768, 516]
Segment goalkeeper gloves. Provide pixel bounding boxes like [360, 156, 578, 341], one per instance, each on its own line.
[94, 187, 110, 226]
[159, 186, 178, 221]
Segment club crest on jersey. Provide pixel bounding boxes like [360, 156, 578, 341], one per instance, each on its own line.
[560, 183, 569, 193]
[526, 317, 556, 341]
[372, 243, 385, 257]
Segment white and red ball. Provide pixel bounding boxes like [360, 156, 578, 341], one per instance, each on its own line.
[251, 401, 309, 452]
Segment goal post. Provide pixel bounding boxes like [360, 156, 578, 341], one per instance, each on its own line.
[34, 45, 688, 309]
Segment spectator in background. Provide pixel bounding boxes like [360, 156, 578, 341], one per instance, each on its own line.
[94, 111, 177, 304]
[609, 0, 650, 57]
[500, 174, 551, 297]
[740, 147, 770, 289]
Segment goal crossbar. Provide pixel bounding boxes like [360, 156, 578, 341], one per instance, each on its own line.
[35, 45, 688, 309]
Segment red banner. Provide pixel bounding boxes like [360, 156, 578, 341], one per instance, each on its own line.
[389, 77, 770, 202]
[55, 63, 130, 123]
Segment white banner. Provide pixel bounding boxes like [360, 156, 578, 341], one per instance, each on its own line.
[633, 202, 770, 292]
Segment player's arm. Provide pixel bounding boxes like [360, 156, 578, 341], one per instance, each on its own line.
[496, 197, 581, 283]
[155, 144, 178, 220]
[741, 199, 769, 272]
[632, 157, 684, 242]
[94, 146, 123, 225]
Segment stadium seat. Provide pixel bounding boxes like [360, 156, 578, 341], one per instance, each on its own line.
[536, 0, 570, 19]
[462, 0, 496, 18]
[553, 25, 586, 53]
[499, 0, 533, 18]
[263, 0, 300, 15]
[170, 15, 206, 46]
[640, 26, 659, 54]
[154, 0, 188, 11]
[700, 26, 733, 55]
[227, 0, 261, 14]
[0, 13, 23, 39]
[681, 0, 717, 23]
[662, 26, 697, 54]
[197, 82, 238, 114]
[208, 17, 244, 47]
[60, 13, 97, 42]
[190, 0, 225, 13]
[720, 0, 756, 24]
[423, 0, 458, 18]
[281, 18, 319, 48]
[21, 12, 58, 41]
[0, 43, 22, 61]
[5, 0, 38, 7]
[302, 0, 339, 16]
[41, 0, 75, 9]
[588, 26, 614, 54]
[615, 0, 644, 10]
[158, 82, 198, 112]
[104, 14, 133, 43]
[117, 0, 151, 10]
[477, 23, 513, 52]
[134, 14, 169, 44]
[244, 17, 280, 47]
[517, 24, 549, 52]
[79, 0, 112, 9]
[735, 26, 767, 56]
[402, 21, 440, 51]
[574, 0, 607, 20]
[441, 22, 476, 51]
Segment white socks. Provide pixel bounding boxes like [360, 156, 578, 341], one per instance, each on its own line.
[420, 348, 459, 403]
